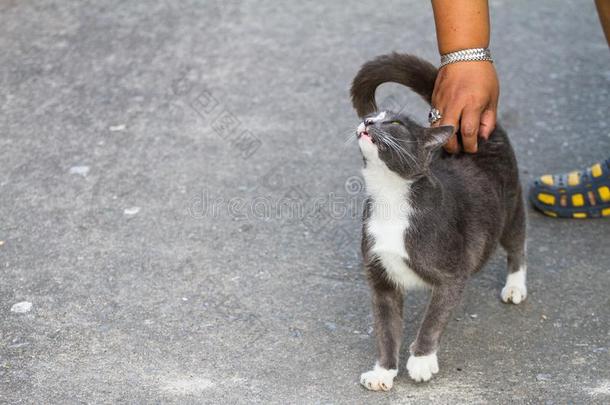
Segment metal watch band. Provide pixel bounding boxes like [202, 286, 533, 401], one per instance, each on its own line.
[440, 48, 493, 68]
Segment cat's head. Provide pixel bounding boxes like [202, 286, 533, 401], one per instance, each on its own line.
[356, 110, 453, 179]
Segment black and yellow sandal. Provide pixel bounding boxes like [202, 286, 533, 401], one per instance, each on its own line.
[529, 158, 610, 219]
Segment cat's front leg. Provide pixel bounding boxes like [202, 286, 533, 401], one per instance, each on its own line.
[407, 280, 465, 382]
[360, 263, 404, 391]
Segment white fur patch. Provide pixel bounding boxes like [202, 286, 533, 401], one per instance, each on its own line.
[359, 128, 428, 290]
[370, 111, 386, 122]
[360, 363, 398, 391]
[358, 132, 378, 160]
[357, 122, 366, 135]
[406, 352, 439, 382]
[501, 265, 527, 304]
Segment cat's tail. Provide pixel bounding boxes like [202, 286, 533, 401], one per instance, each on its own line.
[350, 52, 438, 118]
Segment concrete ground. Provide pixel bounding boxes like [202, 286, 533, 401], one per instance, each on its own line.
[1, 0, 609, 403]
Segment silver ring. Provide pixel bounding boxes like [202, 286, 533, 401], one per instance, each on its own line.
[428, 108, 442, 124]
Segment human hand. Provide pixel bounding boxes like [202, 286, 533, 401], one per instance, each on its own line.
[431, 61, 499, 153]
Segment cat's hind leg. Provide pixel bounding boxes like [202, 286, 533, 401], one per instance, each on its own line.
[500, 196, 528, 304]
[360, 263, 404, 391]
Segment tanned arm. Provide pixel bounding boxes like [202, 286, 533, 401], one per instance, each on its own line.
[430, 0, 499, 153]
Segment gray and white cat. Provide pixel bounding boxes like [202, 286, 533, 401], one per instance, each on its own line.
[350, 53, 527, 391]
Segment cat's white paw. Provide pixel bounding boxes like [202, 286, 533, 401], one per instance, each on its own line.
[501, 267, 527, 304]
[360, 364, 397, 391]
[406, 352, 438, 382]
[501, 284, 527, 304]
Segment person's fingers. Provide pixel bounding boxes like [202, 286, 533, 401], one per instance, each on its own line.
[478, 108, 496, 140]
[444, 134, 459, 154]
[460, 106, 482, 153]
[438, 106, 461, 154]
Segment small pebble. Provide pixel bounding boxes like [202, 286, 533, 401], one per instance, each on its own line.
[123, 206, 141, 216]
[324, 322, 337, 331]
[109, 124, 126, 132]
[11, 301, 32, 313]
[69, 165, 90, 176]
[469, 314, 478, 319]
[0, 240, 4, 246]
[536, 373, 552, 381]
[8, 342, 29, 349]
[238, 224, 252, 232]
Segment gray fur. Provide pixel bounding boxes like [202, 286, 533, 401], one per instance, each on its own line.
[351, 53, 527, 373]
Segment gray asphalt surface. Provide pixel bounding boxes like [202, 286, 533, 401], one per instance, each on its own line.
[1, 0, 609, 403]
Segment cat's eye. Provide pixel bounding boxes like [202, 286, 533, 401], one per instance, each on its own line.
[384, 120, 403, 126]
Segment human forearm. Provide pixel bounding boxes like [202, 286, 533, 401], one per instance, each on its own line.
[429, 0, 498, 153]
[431, 0, 490, 54]
[595, 0, 610, 46]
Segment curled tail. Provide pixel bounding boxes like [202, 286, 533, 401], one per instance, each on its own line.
[350, 53, 438, 117]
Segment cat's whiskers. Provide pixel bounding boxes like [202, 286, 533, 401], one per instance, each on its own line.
[342, 130, 359, 148]
[383, 138, 409, 165]
[387, 136, 417, 165]
[376, 130, 417, 166]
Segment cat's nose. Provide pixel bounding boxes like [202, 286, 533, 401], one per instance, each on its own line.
[364, 118, 374, 126]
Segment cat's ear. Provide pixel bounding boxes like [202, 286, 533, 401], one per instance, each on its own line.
[423, 126, 454, 150]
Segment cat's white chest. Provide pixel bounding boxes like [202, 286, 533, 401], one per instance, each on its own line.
[363, 165, 428, 290]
